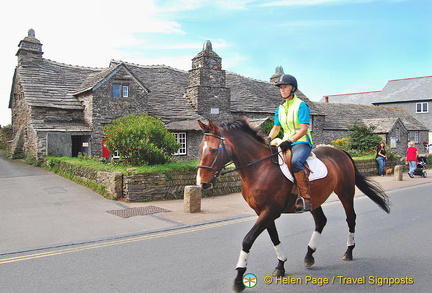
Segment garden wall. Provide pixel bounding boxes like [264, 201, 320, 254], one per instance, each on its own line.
[49, 157, 401, 202]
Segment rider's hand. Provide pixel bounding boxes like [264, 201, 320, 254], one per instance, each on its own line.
[279, 140, 293, 152]
[266, 136, 272, 144]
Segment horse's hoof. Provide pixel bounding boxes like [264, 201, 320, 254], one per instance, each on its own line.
[272, 268, 285, 277]
[304, 258, 315, 267]
[233, 281, 245, 292]
[342, 253, 353, 261]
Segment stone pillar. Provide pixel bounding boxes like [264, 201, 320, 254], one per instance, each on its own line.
[394, 165, 403, 181]
[184, 185, 202, 213]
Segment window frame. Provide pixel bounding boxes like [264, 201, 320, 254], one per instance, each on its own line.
[112, 83, 129, 98]
[416, 102, 428, 113]
[173, 132, 187, 156]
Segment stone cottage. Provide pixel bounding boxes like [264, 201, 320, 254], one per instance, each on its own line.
[8, 29, 320, 161]
[9, 29, 426, 161]
[314, 103, 429, 155]
[320, 75, 432, 152]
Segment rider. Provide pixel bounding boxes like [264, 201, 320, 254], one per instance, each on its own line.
[267, 74, 313, 212]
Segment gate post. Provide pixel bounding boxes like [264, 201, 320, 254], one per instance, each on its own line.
[394, 165, 403, 181]
[184, 185, 202, 213]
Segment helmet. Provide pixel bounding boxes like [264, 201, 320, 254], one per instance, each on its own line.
[275, 74, 298, 90]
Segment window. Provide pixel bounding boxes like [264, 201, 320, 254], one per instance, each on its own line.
[416, 102, 428, 113]
[112, 84, 129, 98]
[395, 128, 400, 142]
[414, 131, 419, 143]
[122, 85, 129, 97]
[173, 132, 187, 155]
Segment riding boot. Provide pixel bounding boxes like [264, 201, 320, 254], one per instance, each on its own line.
[293, 169, 313, 212]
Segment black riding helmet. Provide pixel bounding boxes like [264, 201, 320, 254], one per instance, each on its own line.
[275, 74, 298, 93]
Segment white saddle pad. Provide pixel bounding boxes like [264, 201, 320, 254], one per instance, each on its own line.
[277, 152, 328, 182]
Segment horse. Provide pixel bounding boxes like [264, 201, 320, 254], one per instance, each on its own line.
[196, 119, 390, 292]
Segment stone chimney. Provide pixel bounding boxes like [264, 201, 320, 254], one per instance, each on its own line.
[270, 66, 284, 83]
[186, 40, 231, 121]
[16, 29, 44, 65]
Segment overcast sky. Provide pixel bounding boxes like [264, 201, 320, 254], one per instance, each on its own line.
[1, 0, 431, 127]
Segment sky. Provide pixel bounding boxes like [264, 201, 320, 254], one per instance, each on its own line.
[1, 0, 431, 127]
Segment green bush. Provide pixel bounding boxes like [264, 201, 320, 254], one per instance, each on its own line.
[0, 125, 12, 150]
[260, 119, 283, 139]
[104, 114, 180, 166]
[347, 122, 382, 154]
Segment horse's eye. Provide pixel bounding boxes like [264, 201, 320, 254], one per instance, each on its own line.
[210, 149, 218, 154]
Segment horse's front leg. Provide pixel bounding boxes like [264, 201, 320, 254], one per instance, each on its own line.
[304, 207, 327, 267]
[267, 220, 287, 277]
[234, 212, 274, 292]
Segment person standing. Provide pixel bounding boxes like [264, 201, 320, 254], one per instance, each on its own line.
[376, 141, 387, 176]
[267, 74, 313, 212]
[406, 141, 418, 178]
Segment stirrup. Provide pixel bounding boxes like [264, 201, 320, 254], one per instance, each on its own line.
[295, 197, 312, 213]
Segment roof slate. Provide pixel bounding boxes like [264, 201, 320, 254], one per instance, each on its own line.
[315, 102, 428, 131]
[375, 76, 432, 104]
[17, 60, 101, 109]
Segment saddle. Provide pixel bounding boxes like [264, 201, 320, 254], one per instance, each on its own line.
[276, 149, 328, 182]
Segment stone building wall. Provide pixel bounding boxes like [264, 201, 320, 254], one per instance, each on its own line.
[90, 67, 149, 157]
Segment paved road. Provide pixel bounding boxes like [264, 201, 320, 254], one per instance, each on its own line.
[0, 151, 183, 253]
[0, 182, 431, 293]
[1, 151, 432, 292]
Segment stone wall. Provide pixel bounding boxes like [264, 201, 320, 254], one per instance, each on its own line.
[48, 157, 402, 202]
[49, 162, 123, 199]
[123, 170, 241, 201]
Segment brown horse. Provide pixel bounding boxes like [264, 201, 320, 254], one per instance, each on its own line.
[196, 119, 390, 292]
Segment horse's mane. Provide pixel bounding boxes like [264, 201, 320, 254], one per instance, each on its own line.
[219, 119, 266, 144]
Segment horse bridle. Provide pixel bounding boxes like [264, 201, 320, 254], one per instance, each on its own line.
[197, 131, 282, 181]
[197, 132, 232, 180]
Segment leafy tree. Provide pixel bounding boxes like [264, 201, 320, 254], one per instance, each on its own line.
[260, 119, 283, 139]
[104, 114, 180, 166]
[347, 122, 382, 155]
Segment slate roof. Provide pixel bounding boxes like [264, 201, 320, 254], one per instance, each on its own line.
[315, 103, 428, 131]
[11, 54, 320, 129]
[319, 91, 381, 105]
[319, 76, 432, 106]
[227, 72, 320, 115]
[373, 76, 432, 104]
[14, 59, 102, 109]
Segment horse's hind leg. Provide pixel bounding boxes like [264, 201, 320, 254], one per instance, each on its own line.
[267, 220, 287, 277]
[304, 207, 327, 267]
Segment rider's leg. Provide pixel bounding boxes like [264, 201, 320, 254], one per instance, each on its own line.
[290, 143, 312, 212]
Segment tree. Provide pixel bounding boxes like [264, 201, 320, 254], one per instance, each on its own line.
[347, 122, 382, 155]
[104, 114, 180, 166]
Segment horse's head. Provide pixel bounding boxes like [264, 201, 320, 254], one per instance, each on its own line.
[196, 120, 232, 190]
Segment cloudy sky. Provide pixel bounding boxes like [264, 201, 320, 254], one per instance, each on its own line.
[1, 0, 431, 126]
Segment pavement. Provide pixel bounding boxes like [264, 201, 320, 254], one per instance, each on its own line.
[1, 150, 431, 255]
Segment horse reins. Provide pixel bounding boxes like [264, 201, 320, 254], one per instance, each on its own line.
[197, 132, 282, 177]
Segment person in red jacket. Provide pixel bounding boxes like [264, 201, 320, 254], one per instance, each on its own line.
[406, 141, 418, 178]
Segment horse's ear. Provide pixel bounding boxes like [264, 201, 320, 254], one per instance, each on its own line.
[197, 120, 208, 132]
[208, 120, 220, 134]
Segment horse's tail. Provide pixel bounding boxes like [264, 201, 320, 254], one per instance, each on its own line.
[344, 151, 391, 213]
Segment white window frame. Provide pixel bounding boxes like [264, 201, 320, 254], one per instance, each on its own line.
[416, 102, 428, 113]
[122, 85, 129, 98]
[414, 131, 419, 143]
[112, 84, 129, 98]
[173, 132, 187, 156]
